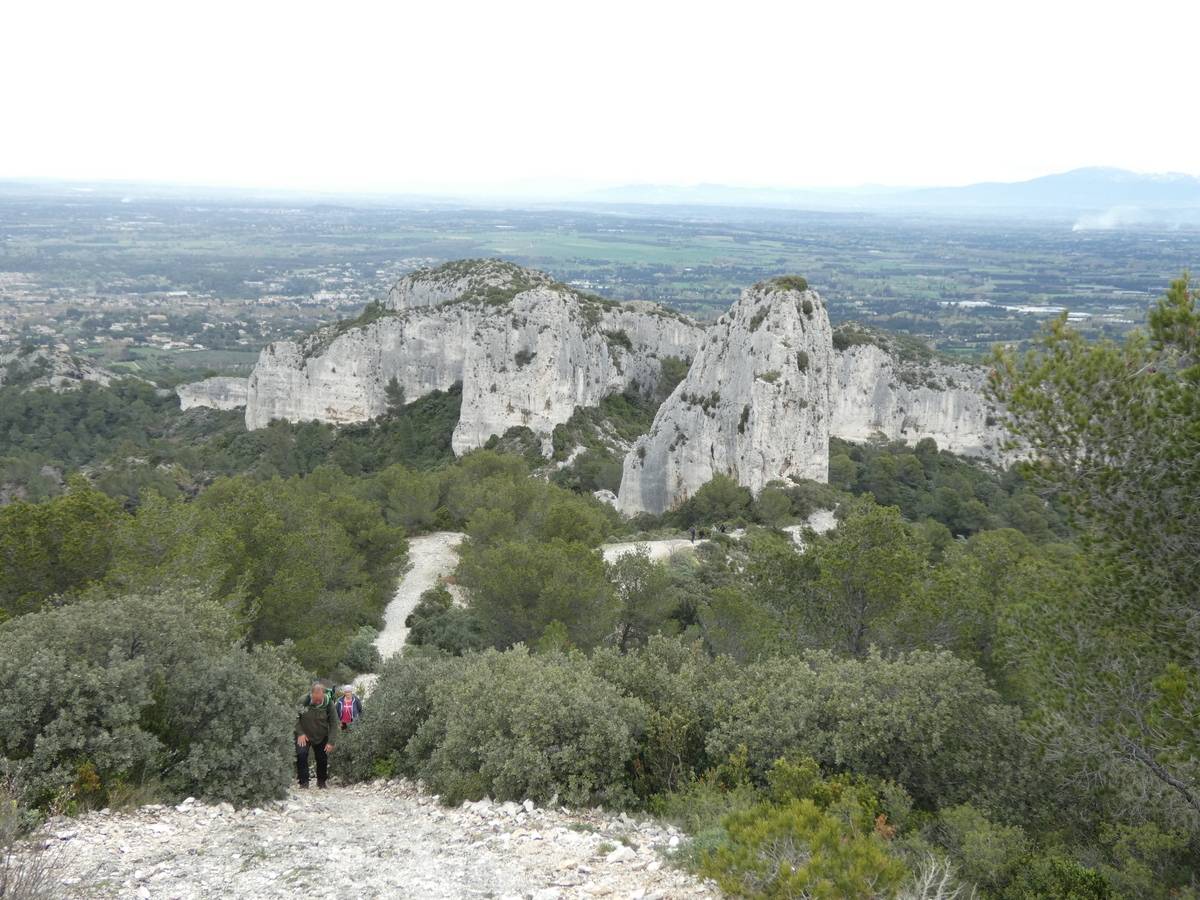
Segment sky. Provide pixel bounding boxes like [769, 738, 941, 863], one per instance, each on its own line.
[3, 0, 1197, 197]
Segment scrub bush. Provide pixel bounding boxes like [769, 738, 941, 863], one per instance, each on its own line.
[410, 647, 646, 807]
[0, 590, 306, 808]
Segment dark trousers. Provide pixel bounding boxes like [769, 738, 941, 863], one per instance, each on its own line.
[296, 740, 329, 786]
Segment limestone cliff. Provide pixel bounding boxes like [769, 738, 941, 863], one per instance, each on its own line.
[617, 279, 833, 516]
[177, 376, 249, 411]
[244, 260, 702, 454]
[830, 329, 1007, 460]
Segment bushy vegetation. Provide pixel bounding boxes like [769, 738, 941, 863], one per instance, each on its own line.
[341, 638, 1019, 807]
[762, 275, 809, 293]
[0, 376, 462, 503]
[829, 435, 1064, 538]
[0, 589, 307, 809]
[0, 471, 408, 675]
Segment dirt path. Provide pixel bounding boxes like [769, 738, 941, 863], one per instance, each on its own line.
[374, 531, 465, 660]
[46, 781, 717, 899]
[600, 538, 702, 564]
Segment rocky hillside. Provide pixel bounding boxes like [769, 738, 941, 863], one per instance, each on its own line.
[618, 277, 833, 515]
[0, 346, 117, 390]
[243, 260, 700, 456]
[181, 259, 1013, 513]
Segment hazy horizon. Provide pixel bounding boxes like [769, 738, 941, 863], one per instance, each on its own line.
[4, 1, 1198, 195]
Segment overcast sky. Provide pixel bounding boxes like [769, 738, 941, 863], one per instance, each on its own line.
[3, 0, 1196, 196]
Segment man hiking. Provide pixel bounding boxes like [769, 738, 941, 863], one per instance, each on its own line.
[295, 681, 337, 789]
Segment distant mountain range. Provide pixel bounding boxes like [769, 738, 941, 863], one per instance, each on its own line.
[583, 168, 1200, 221]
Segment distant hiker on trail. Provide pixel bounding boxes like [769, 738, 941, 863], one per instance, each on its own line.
[689, 526, 696, 543]
[336, 685, 362, 731]
[295, 681, 337, 789]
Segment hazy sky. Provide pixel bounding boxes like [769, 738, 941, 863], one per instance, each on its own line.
[4, 0, 1197, 195]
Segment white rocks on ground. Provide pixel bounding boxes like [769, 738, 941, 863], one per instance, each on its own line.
[39, 780, 718, 900]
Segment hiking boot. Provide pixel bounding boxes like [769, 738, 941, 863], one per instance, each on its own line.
[317, 781, 328, 790]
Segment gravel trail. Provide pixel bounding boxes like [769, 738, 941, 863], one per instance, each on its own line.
[375, 532, 465, 660]
[45, 781, 718, 899]
[600, 539, 702, 565]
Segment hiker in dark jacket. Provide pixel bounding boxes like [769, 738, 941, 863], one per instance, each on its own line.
[295, 681, 338, 789]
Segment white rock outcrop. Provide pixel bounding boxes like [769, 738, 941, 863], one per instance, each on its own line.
[831, 342, 1006, 459]
[242, 259, 1012, 515]
[618, 280, 833, 515]
[177, 376, 249, 411]
[244, 260, 702, 455]
[0, 348, 116, 390]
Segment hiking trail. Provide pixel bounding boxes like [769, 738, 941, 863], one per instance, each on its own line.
[375, 531, 466, 660]
[44, 780, 718, 899]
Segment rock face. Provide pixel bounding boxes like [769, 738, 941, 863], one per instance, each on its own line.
[618, 280, 833, 515]
[831, 341, 1007, 459]
[243, 259, 1011, 515]
[244, 260, 701, 455]
[177, 376, 249, 411]
[0, 347, 116, 390]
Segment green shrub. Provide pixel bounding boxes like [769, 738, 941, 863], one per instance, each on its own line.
[338, 650, 458, 783]
[701, 797, 907, 898]
[409, 648, 646, 807]
[591, 637, 739, 795]
[342, 625, 382, 673]
[0, 590, 306, 808]
[930, 803, 1030, 893]
[796, 349, 810, 372]
[651, 770, 760, 869]
[1094, 821, 1197, 900]
[749, 309, 769, 332]
[458, 538, 617, 649]
[752, 487, 791, 526]
[707, 650, 1027, 809]
[0, 477, 125, 620]
[771, 276, 809, 293]
[676, 475, 752, 527]
[405, 585, 485, 655]
[999, 854, 1113, 899]
[603, 329, 633, 352]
